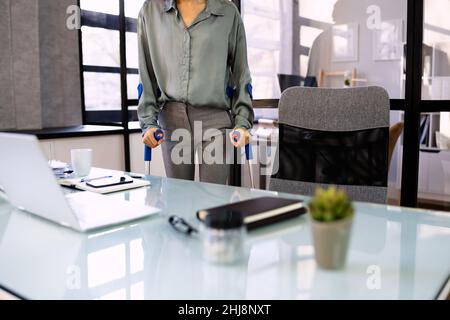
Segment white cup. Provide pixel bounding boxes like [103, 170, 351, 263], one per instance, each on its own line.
[71, 149, 92, 177]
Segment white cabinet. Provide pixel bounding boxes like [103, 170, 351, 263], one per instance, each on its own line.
[396, 145, 450, 201]
[39, 135, 125, 171]
[38, 133, 167, 176]
[418, 149, 450, 195]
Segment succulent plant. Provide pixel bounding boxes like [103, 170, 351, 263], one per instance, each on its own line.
[308, 187, 354, 222]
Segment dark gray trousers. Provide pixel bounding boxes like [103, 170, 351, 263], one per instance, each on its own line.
[158, 102, 233, 185]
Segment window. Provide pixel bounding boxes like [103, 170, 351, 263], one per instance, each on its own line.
[243, 0, 409, 204]
[242, 0, 285, 100]
[242, 0, 408, 99]
[299, 0, 408, 96]
[79, 0, 145, 122]
[416, 0, 450, 210]
[299, 0, 407, 207]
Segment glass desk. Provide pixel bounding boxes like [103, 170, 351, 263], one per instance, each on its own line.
[0, 174, 449, 300]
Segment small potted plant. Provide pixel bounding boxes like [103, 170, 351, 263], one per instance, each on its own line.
[308, 187, 354, 270]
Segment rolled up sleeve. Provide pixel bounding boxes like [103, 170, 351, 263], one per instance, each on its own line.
[229, 18, 254, 130]
[137, 9, 160, 134]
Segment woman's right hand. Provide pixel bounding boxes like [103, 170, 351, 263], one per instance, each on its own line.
[143, 128, 165, 148]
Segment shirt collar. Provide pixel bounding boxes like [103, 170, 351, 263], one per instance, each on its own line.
[163, 0, 225, 16]
[163, 0, 175, 12]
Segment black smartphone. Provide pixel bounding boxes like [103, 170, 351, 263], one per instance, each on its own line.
[86, 177, 133, 189]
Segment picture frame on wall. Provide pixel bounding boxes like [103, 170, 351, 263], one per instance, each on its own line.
[332, 23, 359, 62]
[373, 19, 404, 61]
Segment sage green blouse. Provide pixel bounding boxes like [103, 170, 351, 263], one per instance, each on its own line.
[137, 0, 254, 133]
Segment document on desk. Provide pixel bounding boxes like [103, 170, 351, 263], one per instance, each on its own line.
[58, 169, 150, 194]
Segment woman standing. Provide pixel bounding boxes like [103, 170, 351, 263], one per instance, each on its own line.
[138, 0, 254, 184]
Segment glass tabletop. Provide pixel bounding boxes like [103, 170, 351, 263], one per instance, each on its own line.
[0, 175, 449, 300]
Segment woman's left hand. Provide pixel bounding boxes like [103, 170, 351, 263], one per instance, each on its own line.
[229, 128, 251, 148]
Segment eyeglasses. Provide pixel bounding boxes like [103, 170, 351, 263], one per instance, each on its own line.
[168, 215, 198, 236]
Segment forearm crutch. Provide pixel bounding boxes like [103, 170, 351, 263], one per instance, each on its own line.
[232, 131, 254, 188]
[144, 129, 164, 176]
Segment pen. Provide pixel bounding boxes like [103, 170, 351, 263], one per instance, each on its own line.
[62, 184, 85, 192]
[128, 175, 144, 179]
[169, 216, 199, 236]
[80, 175, 113, 183]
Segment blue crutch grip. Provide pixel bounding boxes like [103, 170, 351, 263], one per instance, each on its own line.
[144, 145, 152, 162]
[144, 129, 164, 162]
[232, 131, 252, 161]
[245, 144, 252, 161]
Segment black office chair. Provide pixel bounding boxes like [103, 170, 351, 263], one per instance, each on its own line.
[278, 74, 301, 93]
[269, 87, 390, 204]
[278, 74, 317, 94]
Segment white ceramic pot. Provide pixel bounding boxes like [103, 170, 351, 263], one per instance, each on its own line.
[311, 216, 353, 270]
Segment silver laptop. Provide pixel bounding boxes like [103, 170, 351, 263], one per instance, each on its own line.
[0, 133, 160, 232]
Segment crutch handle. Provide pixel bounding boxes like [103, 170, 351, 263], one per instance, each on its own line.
[232, 130, 252, 161]
[144, 129, 164, 175]
[144, 129, 164, 162]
